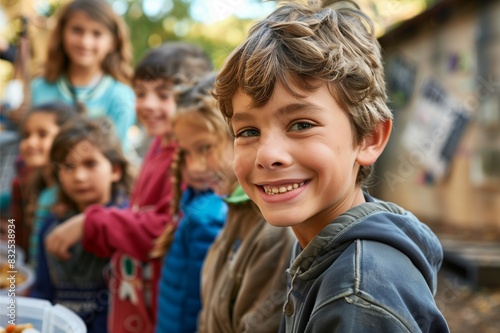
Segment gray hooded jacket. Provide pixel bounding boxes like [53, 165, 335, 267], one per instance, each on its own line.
[279, 193, 449, 333]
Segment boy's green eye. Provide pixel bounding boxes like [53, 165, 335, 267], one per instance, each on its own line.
[290, 122, 313, 131]
[238, 129, 260, 137]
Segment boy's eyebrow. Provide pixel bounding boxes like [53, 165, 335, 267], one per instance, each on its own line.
[231, 110, 255, 124]
[277, 103, 320, 117]
[232, 102, 321, 125]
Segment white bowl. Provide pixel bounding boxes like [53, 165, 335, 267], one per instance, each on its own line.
[0, 296, 87, 333]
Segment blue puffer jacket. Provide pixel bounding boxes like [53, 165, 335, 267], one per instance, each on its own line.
[156, 188, 227, 333]
[279, 193, 449, 333]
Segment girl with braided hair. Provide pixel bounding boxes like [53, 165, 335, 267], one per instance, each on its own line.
[153, 73, 227, 333]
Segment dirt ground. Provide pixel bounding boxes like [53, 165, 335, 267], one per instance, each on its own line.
[431, 223, 500, 333]
[437, 270, 500, 333]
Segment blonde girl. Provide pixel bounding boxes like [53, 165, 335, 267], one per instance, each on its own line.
[154, 74, 227, 333]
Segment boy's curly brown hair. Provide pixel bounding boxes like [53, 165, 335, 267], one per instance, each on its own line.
[213, 0, 393, 185]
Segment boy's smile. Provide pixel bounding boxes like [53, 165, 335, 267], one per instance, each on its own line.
[262, 180, 306, 195]
[231, 80, 368, 245]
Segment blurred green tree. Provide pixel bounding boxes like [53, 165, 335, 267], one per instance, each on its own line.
[118, 0, 275, 68]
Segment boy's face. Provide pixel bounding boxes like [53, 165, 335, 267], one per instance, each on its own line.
[230, 81, 367, 238]
[134, 79, 176, 141]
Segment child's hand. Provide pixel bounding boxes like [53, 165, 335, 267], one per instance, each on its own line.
[45, 213, 85, 260]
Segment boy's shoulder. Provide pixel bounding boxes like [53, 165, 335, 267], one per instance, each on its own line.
[307, 239, 443, 331]
[317, 239, 429, 293]
[292, 194, 442, 293]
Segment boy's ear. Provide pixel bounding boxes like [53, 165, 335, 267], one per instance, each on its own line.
[111, 164, 122, 182]
[356, 119, 392, 166]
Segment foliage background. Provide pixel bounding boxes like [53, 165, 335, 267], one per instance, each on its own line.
[0, 0, 433, 91]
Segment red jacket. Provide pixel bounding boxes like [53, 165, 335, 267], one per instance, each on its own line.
[83, 137, 177, 333]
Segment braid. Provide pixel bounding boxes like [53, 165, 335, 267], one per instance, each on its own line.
[150, 147, 183, 258]
[170, 147, 184, 219]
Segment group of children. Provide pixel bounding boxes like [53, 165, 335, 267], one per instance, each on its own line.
[6, 0, 450, 332]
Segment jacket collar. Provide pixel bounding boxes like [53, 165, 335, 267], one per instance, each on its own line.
[224, 184, 250, 204]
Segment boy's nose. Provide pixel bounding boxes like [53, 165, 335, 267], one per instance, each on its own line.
[255, 134, 291, 170]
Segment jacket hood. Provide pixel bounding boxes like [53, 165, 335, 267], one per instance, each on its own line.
[289, 193, 443, 294]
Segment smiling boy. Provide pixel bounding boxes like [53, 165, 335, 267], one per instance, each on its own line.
[213, 0, 449, 332]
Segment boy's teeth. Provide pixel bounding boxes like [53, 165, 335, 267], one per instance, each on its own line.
[264, 182, 305, 195]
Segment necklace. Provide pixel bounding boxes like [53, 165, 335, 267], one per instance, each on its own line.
[66, 73, 104, 107]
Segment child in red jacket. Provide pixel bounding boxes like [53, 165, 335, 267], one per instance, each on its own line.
[44, 42, 212, 333]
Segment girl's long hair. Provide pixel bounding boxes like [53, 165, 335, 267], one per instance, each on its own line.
[50, 117, 134, 213]
[44, 0, 133, 84]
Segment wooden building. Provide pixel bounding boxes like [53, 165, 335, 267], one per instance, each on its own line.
[374, 0, 500, 234]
